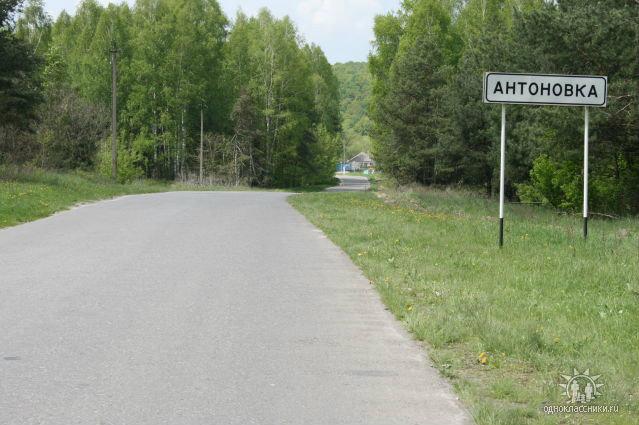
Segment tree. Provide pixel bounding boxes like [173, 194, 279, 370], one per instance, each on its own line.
[371, 0, 462, 184]
[0, 0, 41, 131]
[15, 0, 51, 55]
[368, 0, 639, 213]
[223, 10, 336, 187]
[369, 11, 403, 165]
[445, 0, 525, 194]
[229, 88, 260, 185]
[306, 44, 341, 134]
[3, 1, 340, 187]
[512, 0, 639, 212]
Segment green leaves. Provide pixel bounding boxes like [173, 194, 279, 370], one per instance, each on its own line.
[0, 0, 342, 187]
[370, 0, 461, 185]
[332, 62, 372, 157]
[0, 0, 42, 130]
[223, 10, 339, 187]
[44, 0, 342, 186]
[369, 0, 639, 213]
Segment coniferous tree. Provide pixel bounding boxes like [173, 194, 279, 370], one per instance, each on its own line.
[369, 0, 639, 213]
[0, 0, 41, 130]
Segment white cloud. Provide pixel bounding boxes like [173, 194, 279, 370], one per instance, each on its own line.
[292, 0, 394, 62]
[296, 0, 383, 33]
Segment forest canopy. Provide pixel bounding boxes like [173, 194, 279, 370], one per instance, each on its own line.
[0, 0, 341, 187]
[369, 0, 639, 214]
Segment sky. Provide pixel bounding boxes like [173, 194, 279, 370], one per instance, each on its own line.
[43, 0, 399, 63]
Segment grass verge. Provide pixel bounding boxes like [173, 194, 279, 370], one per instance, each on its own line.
[0, 166, 334, 229]
[289, 182, 639, 425]
[0, 166, 240, 229]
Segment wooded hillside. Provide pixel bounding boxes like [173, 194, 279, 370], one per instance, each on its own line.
[332, 62, 372, 158]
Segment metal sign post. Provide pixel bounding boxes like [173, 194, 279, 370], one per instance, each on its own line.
[483, 72, 607, 246]
[499, 105, 506, 247]
[583, 107, 589, 239]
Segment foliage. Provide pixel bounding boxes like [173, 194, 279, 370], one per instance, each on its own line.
[332, 62, 373, 157]
[0, 124, 39, 163]
[0, 0, 42, 132]
[95, 138, 144, 183]
[221, 10, 340, 186]
[15, 0, 51, 54]
[369, 0, 639, 214]
[37, 88, 109, 170]
[0, 0, 341, 188]
[518, 154, 632, 214]
[516, 155, 580, 210]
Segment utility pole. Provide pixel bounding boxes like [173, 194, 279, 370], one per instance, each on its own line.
[199, 106, 204, 184]
[110, 46, 118, 181]
[342, 136, 346, 175]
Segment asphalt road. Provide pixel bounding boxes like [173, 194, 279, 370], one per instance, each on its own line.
[325, 174, 371, 192]
[0, 192, 472, 425]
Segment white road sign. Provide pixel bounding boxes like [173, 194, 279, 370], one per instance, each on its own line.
[483, 73, 607, 107]
[484, 71, 609, 246]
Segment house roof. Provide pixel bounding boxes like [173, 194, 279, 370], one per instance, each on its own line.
[348, 152, 373, 163]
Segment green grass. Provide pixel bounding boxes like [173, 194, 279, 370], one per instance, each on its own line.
[0, 166, 237, 229]
[289, 182, 639, 425]
[0, 166, 334, 229]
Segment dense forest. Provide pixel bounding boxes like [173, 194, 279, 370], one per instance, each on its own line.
[332, 62, 372, 158]
[370, 0, 639, 214]
[3, 0, 638, 211]
[0, 0, 341, 187]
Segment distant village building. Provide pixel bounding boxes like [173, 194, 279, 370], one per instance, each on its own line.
[348, 152, 375, 171]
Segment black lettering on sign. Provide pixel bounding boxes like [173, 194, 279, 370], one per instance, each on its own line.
[576, 85, 586, 97]
[564, 84, 574, 97]
[518, 82, 527, 93]
[485, 75, 605, 105]
[552, 84, 562, 96]
[529, 82, 539, 95]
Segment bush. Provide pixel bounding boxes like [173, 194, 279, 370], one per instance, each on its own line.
[96, 139, 144, 183]
[517, 154, 634, 214]
[37, 89, 109, 170]
[516, 155, 581, 211]
[0, 125, 39, 165]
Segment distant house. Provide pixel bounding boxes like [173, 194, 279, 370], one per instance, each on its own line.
[348, 152, 375, 171]
[336, 162, 353, 172]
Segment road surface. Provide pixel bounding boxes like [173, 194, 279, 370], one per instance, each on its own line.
[0, 192, 472, 425]
[326, 174, 371, 192]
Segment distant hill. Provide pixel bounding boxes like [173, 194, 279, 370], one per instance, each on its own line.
[332, 62, 372, 158]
